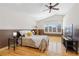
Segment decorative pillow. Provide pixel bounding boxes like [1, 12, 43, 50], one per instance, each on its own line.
[19, 30, 31, 36]
[19, 31, 26, 36]
[27, 31, 32, 36]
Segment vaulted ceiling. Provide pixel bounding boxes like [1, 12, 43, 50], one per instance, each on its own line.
[0, 3, 75, 20]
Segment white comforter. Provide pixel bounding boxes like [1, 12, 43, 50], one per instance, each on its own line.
[25, 35, 49, 48]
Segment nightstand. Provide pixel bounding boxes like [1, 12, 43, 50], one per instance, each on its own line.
[8, 37, 17, 51]
[8, 36, 22, 51]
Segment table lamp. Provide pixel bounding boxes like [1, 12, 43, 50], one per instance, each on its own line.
[13, 32, 17, 38]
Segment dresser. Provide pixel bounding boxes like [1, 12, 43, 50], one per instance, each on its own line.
[62, 36, 79, 54]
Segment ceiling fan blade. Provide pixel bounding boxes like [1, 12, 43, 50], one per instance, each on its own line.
[45, 5, 49, 8]
[52, 8, 59, 10]
[49, 9, 51, 13]
[52, 3, 59, 7]
[42, 9, 49, 11]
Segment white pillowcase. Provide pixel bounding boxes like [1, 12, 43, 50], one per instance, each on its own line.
[19, 30, 31, 36]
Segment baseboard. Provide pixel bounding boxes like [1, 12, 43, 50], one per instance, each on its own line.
[44, 34, 62, 36]
[0, 46, 8, 51]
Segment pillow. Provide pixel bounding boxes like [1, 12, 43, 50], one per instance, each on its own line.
[26, 31, 33, 36]
[19, 31, 26, 36]
[19, 30, 31, 36]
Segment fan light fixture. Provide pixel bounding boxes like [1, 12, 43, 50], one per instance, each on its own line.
[43, 3, 59, 13]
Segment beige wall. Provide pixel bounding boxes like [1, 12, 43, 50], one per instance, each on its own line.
[37, 15, 63, 29]
[0, 7, 36, 29]
[63, 3, 79, 28]
[63, 4, 79, 52]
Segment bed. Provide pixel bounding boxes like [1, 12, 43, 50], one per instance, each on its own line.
[19, 35, 49, 52]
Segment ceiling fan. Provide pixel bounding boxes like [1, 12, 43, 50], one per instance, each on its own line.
[43, 3, 59, 13]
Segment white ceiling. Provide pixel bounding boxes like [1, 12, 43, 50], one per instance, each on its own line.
[0, 3, 75, 20]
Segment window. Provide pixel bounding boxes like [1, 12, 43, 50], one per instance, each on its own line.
[49, 26, 52, 32]
[53, 27, 56, 32]
[45, 27, 48, 32]
[44, 24, 62, 34]
[57, 25, 61, 32]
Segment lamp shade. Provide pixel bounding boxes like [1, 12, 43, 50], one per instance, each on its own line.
[13, 32, 17, 37]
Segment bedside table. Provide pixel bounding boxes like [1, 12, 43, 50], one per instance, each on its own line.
[8, 37, 17, 51]
[8, 36, 22, 51]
